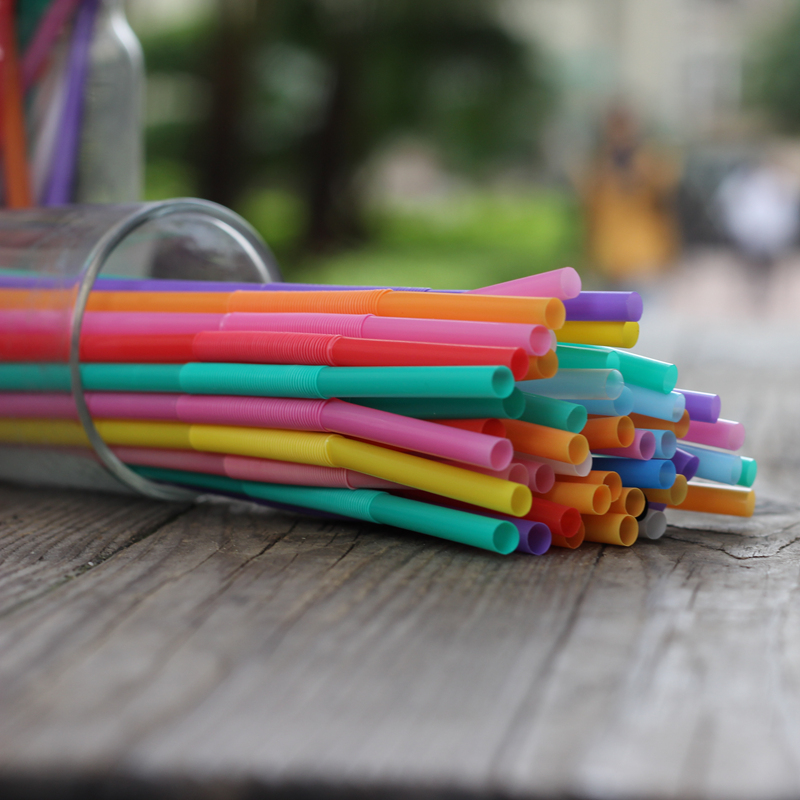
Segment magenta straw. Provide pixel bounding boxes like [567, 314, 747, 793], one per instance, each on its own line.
[82, 312, 226, 336]
[671, 448, 700, 481]
[43, 0, 99, 205]
[594, 429, 656, 461]
[677, 389, 721, 424]
[21, 0, 81, 91]
[562, 291, 643, 322]
[684, 418, 745, 451]
[515, 458, 556, 492]
[0, 392, 512, 470]
[466, 267, 581, 300]
[111, 446, 399, 490]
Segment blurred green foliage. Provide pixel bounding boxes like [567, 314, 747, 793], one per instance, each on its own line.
[747, 1, 800, 131]
[138, 0, 579, 286]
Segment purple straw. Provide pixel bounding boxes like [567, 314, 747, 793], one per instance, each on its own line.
[562, 291, 643, 322]
[672, 448, 700, 481]
[43, 0, 99, 205]
[676, 389, 721, 424]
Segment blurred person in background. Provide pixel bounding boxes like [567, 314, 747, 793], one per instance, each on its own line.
[715, 158, 800, 303]
[582, 105, 679, 287]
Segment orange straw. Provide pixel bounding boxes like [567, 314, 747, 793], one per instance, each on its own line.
[503, 419, 589, 465]
[609, 487, 645, 517]
[628, 410, 690, 439]
[533, 481, 611, 515]
[644, 474, 688, 506]
[582, 513, 638, 546]
[557, 470, 622, 502]
[524, 350, 559, 380]
[669, 483, 756, 516]
[551, 520, 585, 549]
[0, 0, 32, 207]
[582, 415, 635, 449]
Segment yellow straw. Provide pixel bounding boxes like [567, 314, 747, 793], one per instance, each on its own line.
[555, 321, 639, 348]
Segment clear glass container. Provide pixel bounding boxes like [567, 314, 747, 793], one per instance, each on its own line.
[0, 199, 281, 499]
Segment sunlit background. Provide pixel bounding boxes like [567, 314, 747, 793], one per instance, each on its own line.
[127, 0, 800, 309]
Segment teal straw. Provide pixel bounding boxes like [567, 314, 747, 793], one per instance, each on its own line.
[133, 466, 519, 554]
[356, 390, 526, 419]
[518, 393, 586, 433]
[556, 344, 620, 370]
[0, 363, 515, 399]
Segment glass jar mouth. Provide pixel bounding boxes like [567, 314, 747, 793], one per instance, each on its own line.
[69, 198, 281, 500]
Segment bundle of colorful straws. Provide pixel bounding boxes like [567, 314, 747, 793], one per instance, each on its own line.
[0, 267, 757, 555]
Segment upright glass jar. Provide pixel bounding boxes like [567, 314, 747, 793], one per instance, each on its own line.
[75, 0, 144, 203]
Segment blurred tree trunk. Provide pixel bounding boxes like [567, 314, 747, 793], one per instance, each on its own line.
[304, 43, 365, 252]
[199, 0, 259, 207]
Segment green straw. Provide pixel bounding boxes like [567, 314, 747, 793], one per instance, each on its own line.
[556, 344, 620, 370]
[737, 457, 758, 488]
[356, 390, 526, 419]
[517, 393, 587, 433]
[133, 466, 518, 554]
[0, 363, 515, 399]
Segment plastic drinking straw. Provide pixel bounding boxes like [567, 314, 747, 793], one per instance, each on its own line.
[551, 520, 585, 549]
[44, 0, 99, 205]
[672, 448, 700, 481]
[503, 419, 589, 465]
[466, 267, 581, 300]
[22, 0, 81, 90]
[613, 350, 678, 394]
[0, 363, 515, 400]
[591, 456, 676, 489]
[558, 470, 622, 502]
[581, 416, 635, 449]
[639, 509, 667, 540]
[582, 513, 638, 546]
[628, 384, 686, 423]
[629, 410, 690, 439]
[669, 483, 755, 517]
[79, 287, 567, 328]
[518, 368, 624, 401]
[515, 459, 555, 493]
[676, 389, 721, 424]
[555, 344, 620, 370]
[738, 457, 757, 488]
[644, 474, 689, 506]
[609, 487, 645, 517]
[517, 393, 587, 433]
[357, 391, 525, 420]
[434, 418, 506, 437]
[562, 291, 643, 322]
[82, 311, 227, 336]
[0, 418, 532, 516]
[111, 446, 400, 490]
[0, 0, 32, 207]
[647, 501, 665, 513]
[532, 482, 611, 515]
[523, 350, 559, 380]
[75, 330, 531, 379]
[676, 443, 743, 485]
[525, 497, 581, 538]
[568, 387, 634, 417]
[555, 321, 639, 349]
[0, 391, 514, 470]
[135, 466, 520, 554]
[425, 458, 528, 485]
[637, 428, 677, 459]
[593, 429, 656, 460]
[516, 450, 593, 477]
[684, 418, 745, 451]
[221, 313, 555, 356]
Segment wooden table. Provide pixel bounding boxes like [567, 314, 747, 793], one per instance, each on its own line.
[1, 278, 800, 800]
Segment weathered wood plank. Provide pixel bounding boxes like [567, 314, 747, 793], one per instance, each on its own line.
[0, 486, 799, 800]
[0, 485, 189, 619]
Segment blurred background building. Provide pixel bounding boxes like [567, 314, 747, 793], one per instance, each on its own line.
[125, 0, 800, 305]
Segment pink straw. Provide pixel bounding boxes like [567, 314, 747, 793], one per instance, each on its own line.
[467, 267, 581, 300]
[594, 430, 656, 461]
[684, 418, 746, 451]
[0, 392, 512, 470]
[21, 0, 81, 91]
[111, 446, 399, 490]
